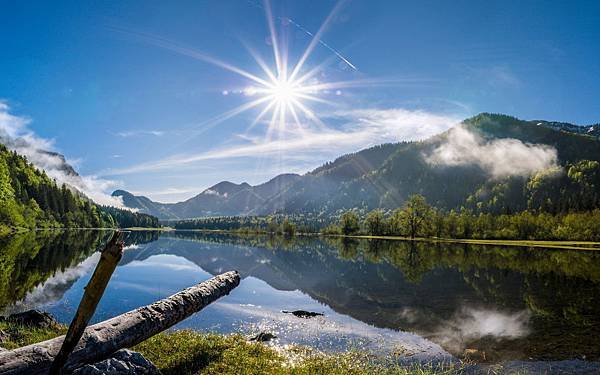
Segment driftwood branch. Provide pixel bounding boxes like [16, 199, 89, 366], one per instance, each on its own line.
[51, 231, 124, 374]
[0, 271, 241, 375]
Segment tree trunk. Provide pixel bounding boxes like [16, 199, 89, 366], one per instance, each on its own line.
[0, 271, 240, 375]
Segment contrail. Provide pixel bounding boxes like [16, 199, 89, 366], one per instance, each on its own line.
[283, 16, 358, 71]
[247, 0, 357, 71]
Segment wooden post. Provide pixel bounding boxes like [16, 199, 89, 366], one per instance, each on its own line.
[0, 271, 241, 375]
[49, 231, 124, 374]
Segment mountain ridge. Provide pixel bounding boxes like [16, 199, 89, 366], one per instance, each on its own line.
[114, 113, 600, 219]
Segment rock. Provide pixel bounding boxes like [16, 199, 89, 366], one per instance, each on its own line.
[69, 349, 160, 375]
[0, 329, 9, 343]
[250, 332, 277, 342]
[3, 310, 58, 328]
[282, 310, 324, 318]
[463, 348, 486, 362]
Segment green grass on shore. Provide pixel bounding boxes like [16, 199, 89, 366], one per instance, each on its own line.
[134, 330, 459, 375]
[0, 321, 67, 350]
[0, 324, 459, 374]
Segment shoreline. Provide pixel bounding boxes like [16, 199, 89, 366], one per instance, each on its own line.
[2, 226, 599, 250]
[160, 228, 600, 251]
[2, 320, 600, 374]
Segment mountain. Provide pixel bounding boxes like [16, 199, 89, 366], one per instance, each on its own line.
[112, 189, 177, 220]
[535, 120, 600, 138]
[0, 144, 160, 231]
[113, 173, 302, 219]
[0, 144, 113, 231]
[115, 113, 600, 219]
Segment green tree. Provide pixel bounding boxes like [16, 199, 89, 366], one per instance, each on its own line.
[397, 194, 433, 238]
[365, 209, 386, 236]
[339, 211, 360, 235]
[281, 218, 296, 236]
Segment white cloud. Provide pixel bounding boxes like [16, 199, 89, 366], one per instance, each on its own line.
[425, 126, 558, 178]
[103, 108, 463, 176]
[114, 130, 165, 138]
[0, 101, 125, 207]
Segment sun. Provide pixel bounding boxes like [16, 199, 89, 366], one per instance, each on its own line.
[130, 0, 368, 139]
[240, 60, 326, 139]
[269, 79, 298, 104]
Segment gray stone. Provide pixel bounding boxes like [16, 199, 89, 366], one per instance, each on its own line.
[2, 309, 58, 328]
[249, 332, 277, 342]
[70, 349, 160, 375]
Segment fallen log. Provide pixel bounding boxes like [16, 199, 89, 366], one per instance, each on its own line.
[0, 270, 240, 375]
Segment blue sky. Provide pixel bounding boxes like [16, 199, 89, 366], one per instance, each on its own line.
[1, 1, 599, 203]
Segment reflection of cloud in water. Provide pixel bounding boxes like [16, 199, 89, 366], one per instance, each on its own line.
[6, 252, 101, 314]
[125, 258, 199, 272]
[430, 307, 530, 353]
[215, 302, 451, 362]
[109, 280, 169, 295]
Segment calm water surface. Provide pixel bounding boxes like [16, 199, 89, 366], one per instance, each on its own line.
[2, 230, 600, 363]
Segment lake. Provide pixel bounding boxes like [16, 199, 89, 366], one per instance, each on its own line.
[1, 230, 599, 363]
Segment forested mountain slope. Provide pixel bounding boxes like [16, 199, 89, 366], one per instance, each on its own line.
[0, 144, 159, 231]
[115, 113, 600, 218]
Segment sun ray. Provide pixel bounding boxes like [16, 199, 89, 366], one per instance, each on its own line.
[264, 0, 283, 77]
[299, 78, 403, 92]
[193, 95, 273, 134]
[291, 98, 329, 131]
[288, 0, 346, 82]
[294, 92, 337, 106]
[293, 54, 339, 86]
[265, 101, 281, 141]
[287, 101, 308, 137]
[138, 0, 375, 145]
[246, 98, 277, 133]
[241, 42, 278, 84]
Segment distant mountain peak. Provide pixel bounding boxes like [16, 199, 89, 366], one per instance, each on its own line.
[115, 113, 600, 219]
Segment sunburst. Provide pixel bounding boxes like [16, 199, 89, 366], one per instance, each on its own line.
[217, 0, 354, 141]
[117, 1, 373, 140]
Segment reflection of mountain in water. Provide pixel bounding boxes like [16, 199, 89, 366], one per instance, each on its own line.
[0, 230, 110, 311]
[121, 232, 600, 361]
[0, 230, 156, 313]
[4, 230, 600, 362]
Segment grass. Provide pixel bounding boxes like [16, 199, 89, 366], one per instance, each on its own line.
[134, 330, 460, 375]
[0, 324, 460, 374]
[0, 320, 67, 350]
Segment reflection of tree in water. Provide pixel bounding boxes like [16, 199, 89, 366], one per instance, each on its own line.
[163, 233, 600, 361]
[123, 230, 160, 247]
[6, 230, 599, 361]
[337, 238, 600, 360]
[0, 230, 110, 309]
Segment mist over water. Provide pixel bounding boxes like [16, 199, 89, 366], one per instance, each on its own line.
[430, 307, 531, 354]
